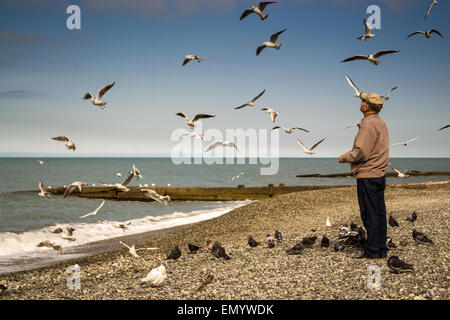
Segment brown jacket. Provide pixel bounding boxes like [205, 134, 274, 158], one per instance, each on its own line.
[343, 114, 389, 178]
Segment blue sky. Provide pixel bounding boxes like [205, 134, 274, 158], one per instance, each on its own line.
[0, 0, 449, 157]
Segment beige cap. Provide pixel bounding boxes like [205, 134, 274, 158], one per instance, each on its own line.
[360, 92, 383, 107]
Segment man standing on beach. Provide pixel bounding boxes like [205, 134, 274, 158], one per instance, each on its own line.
[339, 93, 389, 259]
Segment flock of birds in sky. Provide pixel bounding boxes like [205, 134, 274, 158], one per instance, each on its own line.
[15, 0, 448, 290]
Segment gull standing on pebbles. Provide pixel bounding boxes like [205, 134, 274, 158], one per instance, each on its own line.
[393, 168, 410, 178]
[326, 217, 331, 228]
[240, 2, 277, 21]
[261, 107, 278, 123]
[392, 137, 419, 147]
[296, 138, 326, 156]
[204, 141, 239, 153]
[64, 181, 88, 197]
[438, 124, 449, 131]
[381, 87, 398, 101]
[235, 90, 265, 110]
[176, 113, 215, 129]
[345, 75, 363, 98]
[272, 125, 309, 134]
[82, 81, 115, 109]
[407, 29, 443, 39]
[52, 136, 76, 152]
[141, 264, 167, 287]
[141, 189, 171, 205]
[357, 19, 376, 41]
[425, 0, 438, 20]
[80, 200, 105, 218]
[182, 55, 203, 66]
[38, 181, 52, 198]
[256, 29, 287, 56]
[341, 50, 400, 66]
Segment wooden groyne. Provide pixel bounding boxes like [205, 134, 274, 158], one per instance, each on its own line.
[27, 180, 450, 202]
[296, 171, 450, 178]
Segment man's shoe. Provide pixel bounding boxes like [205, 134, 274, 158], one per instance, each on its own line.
[353, 252, 377, 259]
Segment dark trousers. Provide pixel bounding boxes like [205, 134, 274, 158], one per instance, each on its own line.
[356, 176, 388, 258]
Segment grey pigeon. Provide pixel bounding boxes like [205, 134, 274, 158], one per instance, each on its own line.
[334, 240, 346, 252]
[412, 229, 433, 244]
[188, 243, 201, 254]
[286, 243, 304, 255]
[212, 241, 231, 260]
[274, 230, 282, 241]
[320, 235, 330, 248]
[166, 245, 181, 260]
[266, 234, 275, 248]
[301, 236, 317, 248]
[248, 235, 260, 247]
[405, 211, 417, 223]
[389, 215, 399, 227]
[387, 256, 414, 274]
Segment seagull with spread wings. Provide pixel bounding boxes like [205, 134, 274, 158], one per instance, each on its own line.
[141, 189, 171, 205]
[345, 75, 363, 98]
[341, 50, 400, 66]
[235, 90, 265, 110]
[296, 138, 326, 156]
[38, 181, 52, 198]
[101, 172, 135, 192]
[80, 200, 105, 219]
[381, 87, 398, 101]
[64, 181, 88, 197]
[357, 19, 376, 41]
[182, 132, 204, 140]
[240, 1, 277, 21]
[256, 29, 287, 56]
[425, 0, 438, 20]
[343, 124, 360, 130]
[52, 136, 76, 152]
[204, 141, 239, 153]
[119, 241, 158, 258]
[272, 126, 309, 134]
[438, 124, 449, 131]
[407, 29, 443, 39]
[175, 113, 215, 129]
[392, 137, 419, 147]
[393, 168, 410, 178]
[82, 81, 115, 109]
[261, 107, 278, 123]
[182, 55, 203, 66]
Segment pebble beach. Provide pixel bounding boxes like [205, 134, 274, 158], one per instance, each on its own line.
[0, 181, 449, 300]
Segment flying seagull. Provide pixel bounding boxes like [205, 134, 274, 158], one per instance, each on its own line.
[141, 189, 171, 205]
[80, 200, 105, 218]
[52, 136, 76, 152]
[38, 181, 52, 198]
[240, 1, 277, 21]
[345, 75, 362, 98]
[182, 132, 204, 140]
[387, 256, 414, 274]
[64, 181, 88, 197]
[36, 240, 62, 253]
[235, 90, 265, 110]
[82, 81, 115, 109]
[182, 55, 203, 66]
[272, 126, 309, 134]
[131, 164, 143, 180]
[392, 137, 419, 146]
[101, 172, 135, 192]
[204, 141, 239, 153]
[256, 29, 287, 56]
[341, 50, 400, 66]
[425, 0, 438, 20]
[343, 124, 360, 130]
[438, 124, 449, 131]
[393, 168, 410, 178]
[261, 107, 278, 123]
[358, 19, 376, 41]
[296, 138, 326, 156]
[176, 113, 215, 129]
[119, 241, 157, 258]
[141, 264, 167, 287]
[381, 87, 398, 101]
[407, 29, 443, 39]
[232, 172, 244, 181]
